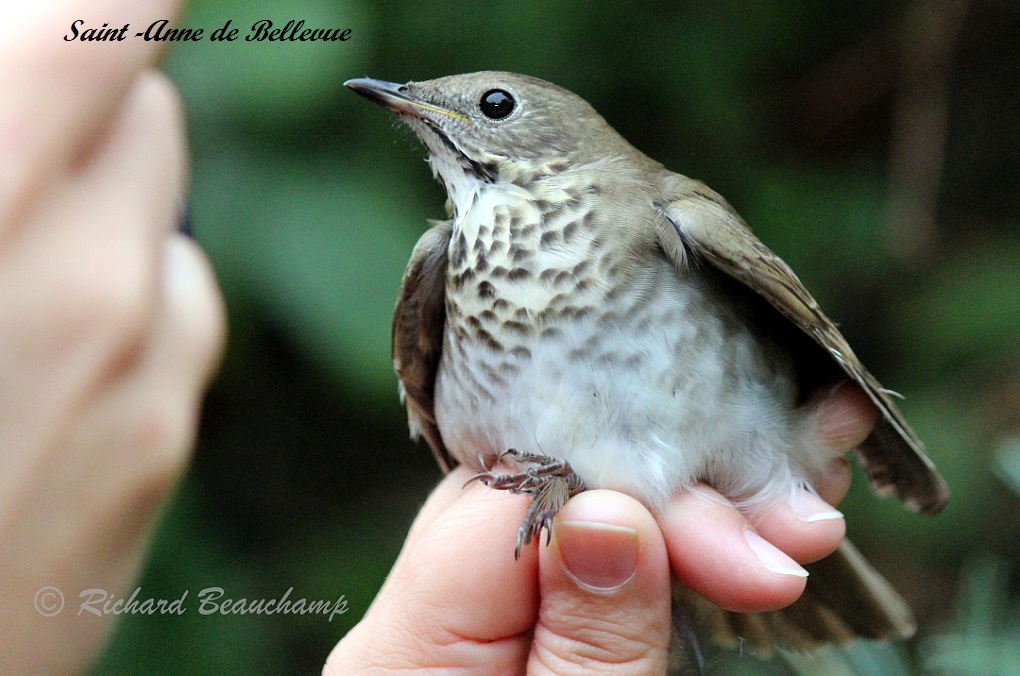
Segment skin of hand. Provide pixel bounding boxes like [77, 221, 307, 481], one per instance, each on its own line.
[0, 2, 224, 674]
[325, 384, 877, 675]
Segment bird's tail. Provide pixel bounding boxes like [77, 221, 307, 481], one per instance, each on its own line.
[668, 538, 915, 674]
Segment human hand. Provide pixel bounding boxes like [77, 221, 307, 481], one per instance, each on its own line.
[662, 382, 876, 612]
[0, 2, 224, 674]
[325, 384, 875, 674]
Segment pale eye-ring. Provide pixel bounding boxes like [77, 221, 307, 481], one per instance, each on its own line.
[479, 89, 515, 119]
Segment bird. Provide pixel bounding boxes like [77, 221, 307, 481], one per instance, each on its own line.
[345, 71, 949, 670]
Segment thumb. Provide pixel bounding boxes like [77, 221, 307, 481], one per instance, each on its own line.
[530, 490, 672, 675]
[324, 468, 540, 673]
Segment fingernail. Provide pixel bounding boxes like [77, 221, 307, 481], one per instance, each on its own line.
[788, 486, 844, 523]
[162, 235, 204, 301]
[744, 530, 808, 577]
[686, 484, 733, 508]
[556, 521, 639, 591]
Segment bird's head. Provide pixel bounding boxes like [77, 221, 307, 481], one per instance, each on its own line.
[346, 72, 642, 214]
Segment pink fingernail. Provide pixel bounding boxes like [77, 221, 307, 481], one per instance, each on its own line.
[556, 521, 639, 591]
[744, 530, 808, 577]
[788, 487, 844, 523]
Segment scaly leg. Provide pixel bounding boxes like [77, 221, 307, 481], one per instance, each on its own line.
[468, 448, 587, 558]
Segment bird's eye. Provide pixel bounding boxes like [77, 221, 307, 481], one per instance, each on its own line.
[479, 90, 515, 119]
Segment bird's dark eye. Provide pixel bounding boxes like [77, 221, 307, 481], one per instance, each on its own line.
[479, 90, 515, 119]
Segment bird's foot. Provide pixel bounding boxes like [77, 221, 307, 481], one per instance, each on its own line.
[467, 448, 587, 559]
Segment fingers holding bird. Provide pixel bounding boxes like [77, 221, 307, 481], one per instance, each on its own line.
[659, 382, 877, 612]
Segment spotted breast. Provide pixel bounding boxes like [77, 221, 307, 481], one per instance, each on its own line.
[433, 162, 812, 514]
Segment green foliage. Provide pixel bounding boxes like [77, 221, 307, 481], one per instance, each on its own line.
[900, 239, 1020, 377]
[922, 557, 1020, 675]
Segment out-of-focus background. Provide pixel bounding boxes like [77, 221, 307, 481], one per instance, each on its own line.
[89, 0, 1019, 674]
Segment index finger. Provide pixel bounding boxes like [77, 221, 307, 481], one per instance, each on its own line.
[0, 0, 182, 222]
[660, 483, 809, 612]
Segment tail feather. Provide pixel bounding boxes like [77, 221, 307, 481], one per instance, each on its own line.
[669, 538, 915, 673]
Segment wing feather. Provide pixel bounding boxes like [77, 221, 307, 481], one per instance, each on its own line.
[392, 220, 456, 472]
[655, 176, 948, 514]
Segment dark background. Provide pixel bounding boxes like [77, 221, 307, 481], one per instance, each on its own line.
[89, 0, 1020, 673]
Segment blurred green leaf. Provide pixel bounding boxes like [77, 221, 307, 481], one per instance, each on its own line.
[899, 237, 1020, 377]
[188, 148, 423, 398]
[166, 0, 370, 121]
[922, 556, 1020, 675]
[744, 167, 892, 289]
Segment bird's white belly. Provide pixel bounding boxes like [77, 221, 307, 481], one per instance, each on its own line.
[435, 258, 809, 513]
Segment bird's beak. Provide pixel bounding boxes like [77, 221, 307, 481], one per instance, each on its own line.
[344, 78, 467, 121]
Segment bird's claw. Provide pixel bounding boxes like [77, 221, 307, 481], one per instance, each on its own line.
[466, 448, 587, 559]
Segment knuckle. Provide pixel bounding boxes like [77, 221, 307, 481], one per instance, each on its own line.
[133, 395, 195, 483]
[107, 397, 196, 537]
[123, 456, 190, 538]
[67, 256, 153, 353]
[533, 616, 667, 674]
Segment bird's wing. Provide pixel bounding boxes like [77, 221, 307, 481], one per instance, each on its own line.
[392, 220, 457, 472]
[655, 175, 948, 514]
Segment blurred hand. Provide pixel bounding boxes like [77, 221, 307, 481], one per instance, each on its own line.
[0, 2, 224, 674]
[325, 385, 875, 674]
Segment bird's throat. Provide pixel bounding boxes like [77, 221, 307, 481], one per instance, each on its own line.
[428, 151, 490, 221]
